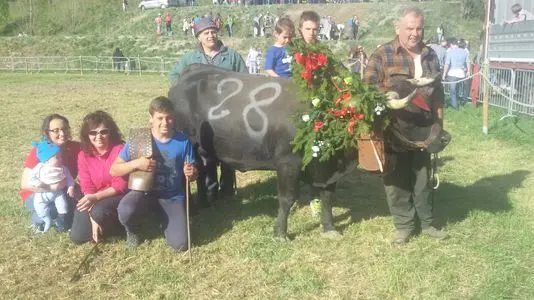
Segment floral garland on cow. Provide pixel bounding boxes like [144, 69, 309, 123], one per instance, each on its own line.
[288, 40, 389, 168]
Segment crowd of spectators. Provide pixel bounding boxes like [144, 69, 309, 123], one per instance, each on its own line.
[428, 36, 472, 110]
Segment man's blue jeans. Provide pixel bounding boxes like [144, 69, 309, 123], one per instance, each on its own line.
[446, 76, 462, 109]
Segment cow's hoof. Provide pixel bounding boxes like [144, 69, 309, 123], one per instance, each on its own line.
[274, 234, 291, 242]
[321, 230, 342, 239]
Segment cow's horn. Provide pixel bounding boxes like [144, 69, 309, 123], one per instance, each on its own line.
[405, 77, 435, 87]
[386, 89, 416, 109]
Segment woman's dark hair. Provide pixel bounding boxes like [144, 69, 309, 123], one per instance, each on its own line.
[41, 113, 71, 139]
[79, 110, 122, 155]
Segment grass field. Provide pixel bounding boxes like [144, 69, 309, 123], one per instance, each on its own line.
[1, 1, 482, 60]
[1, 73, 534, 299]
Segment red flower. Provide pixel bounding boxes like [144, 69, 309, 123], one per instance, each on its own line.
[329, 107, 348, 118]
[294, 53, 306, 65]
[314, 121, 324, 133]
[317, 53, 327, 66]
[347, 120, 357, 134]
[305, 54, 319, 71]
[335, 92, 351, 105]
[346, 112, 365, 134]
[301, 69, 312, 82]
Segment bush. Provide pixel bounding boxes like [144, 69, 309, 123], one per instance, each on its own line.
[461, 0, 484, 20]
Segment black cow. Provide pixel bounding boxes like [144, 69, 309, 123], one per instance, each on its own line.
[168, 64, 450, 239]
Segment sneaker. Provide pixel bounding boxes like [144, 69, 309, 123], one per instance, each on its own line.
[422, 227, 449, 240]
[310, 198, 321, 218]
[125, 231, 140, 248]
[393, 229, 412, 244]
[30, 223, 44, 234]
[55, 214, 67, 232]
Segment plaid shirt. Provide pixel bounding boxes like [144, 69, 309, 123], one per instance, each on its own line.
[364, 37, 444, 107]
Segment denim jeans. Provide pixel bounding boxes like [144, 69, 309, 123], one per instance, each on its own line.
[446, 76, 462, 109]
[25, 195, 58, 226]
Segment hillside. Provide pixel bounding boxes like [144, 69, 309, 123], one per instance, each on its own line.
[0, 1, 483, 59]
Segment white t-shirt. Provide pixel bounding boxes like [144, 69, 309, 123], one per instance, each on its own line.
[414, 54, 423, 79]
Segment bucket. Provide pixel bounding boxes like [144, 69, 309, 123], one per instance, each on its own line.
[357, 132, 386, 173]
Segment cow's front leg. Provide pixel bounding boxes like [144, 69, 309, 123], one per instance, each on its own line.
[320, 183, 341, 237]
[274, 163, 300, 240]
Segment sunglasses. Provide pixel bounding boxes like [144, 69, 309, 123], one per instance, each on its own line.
[88, 129, 110, 136]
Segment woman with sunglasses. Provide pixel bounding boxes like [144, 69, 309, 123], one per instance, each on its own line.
[70, 111, 128, 244]
[20, 114, 81, 231]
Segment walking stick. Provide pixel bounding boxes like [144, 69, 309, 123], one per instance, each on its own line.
[185, 157, 192, 263]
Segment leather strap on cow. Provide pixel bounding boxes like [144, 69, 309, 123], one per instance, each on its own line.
[127, 128, 155, 192]
[391, 123, 442, 151]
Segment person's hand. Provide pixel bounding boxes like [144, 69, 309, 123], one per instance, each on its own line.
[77, 194, 97, 212]
[67, 186, 75, 198]
[34, 181, 47, 189]
[49, 179, 67, 192]
[136, 156, 156, 172]
[183, 163, 197, 181]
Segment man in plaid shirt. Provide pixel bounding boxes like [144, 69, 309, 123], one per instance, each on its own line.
[364, 7, 448, 244]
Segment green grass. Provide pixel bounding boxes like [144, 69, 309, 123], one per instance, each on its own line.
[1, 1, 482, 60]
[1, 73, 534, 298]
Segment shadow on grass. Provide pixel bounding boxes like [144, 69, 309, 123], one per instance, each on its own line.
[434, 170, 530, 226]
[191, 176, 279, 247]
[188, 167, 529, 245]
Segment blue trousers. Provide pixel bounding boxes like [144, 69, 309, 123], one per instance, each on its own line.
[446, 76, 463, 109]
[25, 193, 75, 229]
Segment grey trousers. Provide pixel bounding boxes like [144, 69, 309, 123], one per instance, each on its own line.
[118, 191, 188, 250]
[382, 150, 433, 231]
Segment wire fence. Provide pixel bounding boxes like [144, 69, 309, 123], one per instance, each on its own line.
[1, 56, 533, 118]
[438, 65, 534, 118]
[0, 56, 179, 75]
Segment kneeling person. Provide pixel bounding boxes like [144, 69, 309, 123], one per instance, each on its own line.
[110, 96, 197, 249]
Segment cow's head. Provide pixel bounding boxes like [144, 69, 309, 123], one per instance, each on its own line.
[385, 74, 451, 153]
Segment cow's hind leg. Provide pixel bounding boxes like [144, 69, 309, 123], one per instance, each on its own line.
[195, 145, 219, 208]
[320, 183, 341, 238]
[274, 163, 300, 240]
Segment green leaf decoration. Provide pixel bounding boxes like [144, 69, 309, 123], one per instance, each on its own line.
[288, 39, 390, 169]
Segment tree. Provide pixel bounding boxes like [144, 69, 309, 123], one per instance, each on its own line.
[0, 0, 9, 31]
[462, 0, 485, 20]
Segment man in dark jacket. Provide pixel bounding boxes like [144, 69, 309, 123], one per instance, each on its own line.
[169, 18, 247, 208]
